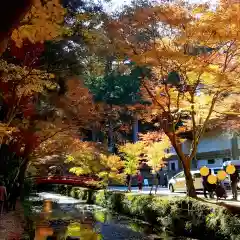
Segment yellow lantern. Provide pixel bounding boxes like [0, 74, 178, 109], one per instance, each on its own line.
[200, 166, 209, 176]
[207, 174, 217, 184]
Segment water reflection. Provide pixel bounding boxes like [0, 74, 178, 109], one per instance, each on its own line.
[34, 199, 103, 240]
[30, 197, 169, 240]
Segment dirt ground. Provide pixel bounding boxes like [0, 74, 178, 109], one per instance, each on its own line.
[0, 201, 24, 240]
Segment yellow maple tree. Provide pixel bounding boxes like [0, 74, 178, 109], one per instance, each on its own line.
[0, 59, 56, 139]
[144, 134, 172, 194]
[11, 0, 65, 47]
[106, 1, 240, 197]
[118, 141, 145, 191]
[65, 141, 124, 187]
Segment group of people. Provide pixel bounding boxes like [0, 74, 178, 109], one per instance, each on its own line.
[126, 171, 168, 192]
[0, 180, 20, 215]
[126, 171, 144, 192]
[202, 168, 239, 200]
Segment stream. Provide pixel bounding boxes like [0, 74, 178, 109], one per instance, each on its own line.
[25, 192, 195, 240]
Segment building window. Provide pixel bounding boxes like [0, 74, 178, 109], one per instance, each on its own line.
[207, 159, 215, 164]
[223, 158, 231, 162]
[171, 162, 176, 171]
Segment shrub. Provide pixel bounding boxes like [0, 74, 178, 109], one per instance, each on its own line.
[55, 186, 240, 239]
[92, 191, 240, 239]
[23, 178, 36, 198]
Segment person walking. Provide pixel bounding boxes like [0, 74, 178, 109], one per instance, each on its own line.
[230, 169, 239, 200]
[150, 172, 159, 195]
[205, 169, 216, 198]
[0, 181, 7, 215]
[126, 174, 131, 192]
[202, 168, 210, 198]
[163, 172, 168, 187]
[137, 171, 143, 192]
[9, 182, 20, 211]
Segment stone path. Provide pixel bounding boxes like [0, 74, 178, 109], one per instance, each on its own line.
[0, 201, 24, 240]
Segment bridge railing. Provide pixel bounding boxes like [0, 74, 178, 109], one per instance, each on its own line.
[27, 175, 97, 181]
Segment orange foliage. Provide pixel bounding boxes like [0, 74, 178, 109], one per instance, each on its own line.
[11, 0, 65, 47]
[32, 77, 106, 162]
[50, 77, 104, 131]
[139, 131, 164, 143]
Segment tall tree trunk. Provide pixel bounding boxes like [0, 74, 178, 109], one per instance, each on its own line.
[132, 113, 138, 143]
[18, 158, 29, 200]
[231, 133, 239, 160]
[170, 134, 197, 198]
[155, 177, 159, 194]
[91, 126, 97, 142]
[181, 156, 197, 198]
[108, 120, 114, 152]
[128, 175, 132, 192]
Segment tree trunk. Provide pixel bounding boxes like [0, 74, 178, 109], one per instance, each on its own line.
[128, 175, 132, 192]
[181, 157, 197, 198]
[91, 127, 97, 142]
[18, 158, 29, 200]
[150, 174, 157, 194]
[132, 113, 138, 143]
[170, 135, 197, 198]
[155, 178, 159, 194]
[108, 120, 114, 152]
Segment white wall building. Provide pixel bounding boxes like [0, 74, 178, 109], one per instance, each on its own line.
[167, 130, 239, 172]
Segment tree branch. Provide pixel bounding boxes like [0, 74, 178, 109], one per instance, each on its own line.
[142, 81, 166, 113]
[189, 92, 219, 161]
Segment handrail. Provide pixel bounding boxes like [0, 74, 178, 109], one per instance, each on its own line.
[27, 175, 96, 180]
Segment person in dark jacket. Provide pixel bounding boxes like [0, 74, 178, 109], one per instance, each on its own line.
[155, 172, 161, 194]
[137, 171, 143, 191]
[163, 172, 168, 187]
[230, 169, 239, 200]
[202, 169, 215, 198]
[207, 169, 216, 198]
[215, 179, 227, 200]
[8, 182, 20, 211]
[202, 169, 210, 198]
[0, 181, 7, 215]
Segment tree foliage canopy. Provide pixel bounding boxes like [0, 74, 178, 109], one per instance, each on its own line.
[103, 1, 240, 196]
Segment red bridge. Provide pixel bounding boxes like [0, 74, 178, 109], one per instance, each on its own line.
[33, 175, 102, 189]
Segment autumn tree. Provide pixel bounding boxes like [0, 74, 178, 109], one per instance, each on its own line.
[21, 74, 107, 183]
[0, 0, 32, 55]
[65, 140, 124, 188]
[144, 134, 172, 194]
[106, 2, 240, 197]
[0, 0, 66, 191]
[119, 141, 145, 191]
